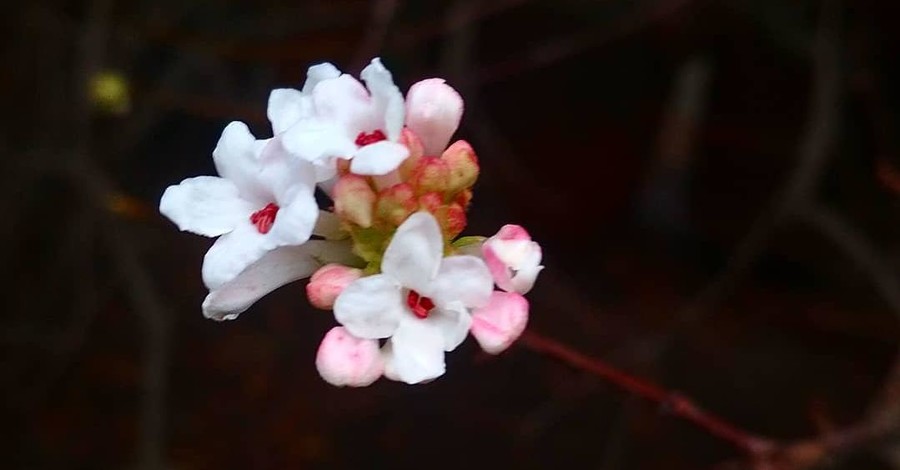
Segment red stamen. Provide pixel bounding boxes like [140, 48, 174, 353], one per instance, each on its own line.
[249, 203, 279, 234]
[406, 290, 435, 319]
[355, 129, 387, 146]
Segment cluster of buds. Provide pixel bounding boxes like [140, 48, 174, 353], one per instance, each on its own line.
[159, 58, 543, 385]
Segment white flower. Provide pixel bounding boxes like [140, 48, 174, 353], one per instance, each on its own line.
[282, 58, 409, 178]
[159, 121, 318, 291]
[267, 62, 342, 183]
[333, 212, 493, 384]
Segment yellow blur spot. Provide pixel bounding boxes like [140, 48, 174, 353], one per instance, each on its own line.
[107, 193, 152, 220]
[89, 71, 131, 115]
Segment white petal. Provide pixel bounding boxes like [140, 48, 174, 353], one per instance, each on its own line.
[425, 304, 472, 352]
[212, 122, 268, 203]
[201, 223, 272, 290]
[201, 242, 328, 320]
[159, 176, 253, 237]
[427, 255, 493, 309]
[267, 88, 313, 135]
[383, 318, 446, 384]
[405, 78, 463, 155]
[257, 137, 316, 198]
[301, 62, 341, 93]
[333, 274, 404, 339]
[470, 291, 529, 354]
[314, 161, 338, 185]
[381, 211, 443, 294]
[312, 74, 376, 132]
[281, 118, 357, 165]
[349, 141, 409, 176]
[361, 58, 404, 141]
[265, 186, 318, 247]
[315, 327, 383, 387]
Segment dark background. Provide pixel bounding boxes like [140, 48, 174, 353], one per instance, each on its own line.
[3, 0, 900, 468]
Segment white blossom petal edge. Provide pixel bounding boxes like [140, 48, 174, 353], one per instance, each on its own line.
[281, 58, 409, 178]
[333, 212, 493, 384]
[159, 122, 319, 291]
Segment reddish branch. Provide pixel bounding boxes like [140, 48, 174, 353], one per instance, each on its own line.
[518, 330, 776, 457]
[520, 330, 900, 469]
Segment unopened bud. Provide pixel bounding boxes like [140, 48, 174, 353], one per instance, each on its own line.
[441, 140, 479, 192]
[316, 327, 383, 387]
[398, 127, 424, 180]
[333, 174, 376, 227]
[376, 183, 418, 226]
[409, 156, 450, 194]
[454, 188, 473, 209]
[438, 202, 467, 239]
[306, 264, 363, 309]
[418, 192, 443, 215]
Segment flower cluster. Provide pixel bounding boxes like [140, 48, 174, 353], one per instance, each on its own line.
[159, 58, 543, 385]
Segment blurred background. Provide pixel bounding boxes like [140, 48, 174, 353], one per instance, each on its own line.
[3, 0, 900, 468]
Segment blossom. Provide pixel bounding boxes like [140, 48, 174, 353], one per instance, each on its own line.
[482, 225, 544, 294]
[282, 58, 409, 178]
[316, 327, 384, 387]
[333, 212, 493, 384]
[267, 62, 342, 182]
[159, 121, 318, 291]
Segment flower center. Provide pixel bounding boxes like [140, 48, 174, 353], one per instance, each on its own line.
[355, 129, 387, 146]
[406, 290, 435, 319]
[249, 203, 279, 234]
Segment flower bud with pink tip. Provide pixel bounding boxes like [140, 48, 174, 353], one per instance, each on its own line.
[405, 78, 463, 157]
[482, 225, 543, 294]
[470, 291, 529, 354]
[316, 327, 384, 387]
[306, 264, 363, 310]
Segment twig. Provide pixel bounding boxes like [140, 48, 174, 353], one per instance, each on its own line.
[675, 0, 842, 328]
[518, 330, 777, 456]
[800, 205, 900, 424]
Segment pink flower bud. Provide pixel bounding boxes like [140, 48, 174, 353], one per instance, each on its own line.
[376, 183, 418, 226]
[482, 225, 543, 294]
[470, 291, 529, 354]
[306, 264, 363, 310]
[316, 327, 383, 387]
[409, 156, 450, 194]
[405, 78, 464, 156]
[438, 202, 467, 239]
[417, 192, 443, 214]
[397, 127, 424, 181]
[454, 188, 473, 209]
[441, 140, 479, 192]
[333, 174, 376, 228]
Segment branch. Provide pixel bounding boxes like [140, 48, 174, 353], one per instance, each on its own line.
[518, 330, 777, 457]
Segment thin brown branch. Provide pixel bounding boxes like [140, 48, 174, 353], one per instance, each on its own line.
[519, 330, 777, 457]
[800, 204, 900, 424]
